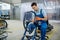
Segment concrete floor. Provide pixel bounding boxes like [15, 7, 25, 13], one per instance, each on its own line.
[4, 20, 60, 40]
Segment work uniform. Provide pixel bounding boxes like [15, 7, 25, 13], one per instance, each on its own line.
[28, 9, 47, 40]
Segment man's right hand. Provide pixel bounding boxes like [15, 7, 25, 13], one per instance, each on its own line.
[32, 19, 34, 22]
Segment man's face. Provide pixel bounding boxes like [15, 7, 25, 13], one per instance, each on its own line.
[32, 5, 38, 11]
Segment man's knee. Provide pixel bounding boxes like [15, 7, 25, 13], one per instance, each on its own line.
[28, 22, 36, 29]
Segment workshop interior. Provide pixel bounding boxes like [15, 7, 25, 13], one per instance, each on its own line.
[0, 0, 60, 40]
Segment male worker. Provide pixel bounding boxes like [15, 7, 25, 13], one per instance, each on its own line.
[31, 2, 47, 40]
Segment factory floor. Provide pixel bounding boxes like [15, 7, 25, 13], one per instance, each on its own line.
[4, 20, 60, 40]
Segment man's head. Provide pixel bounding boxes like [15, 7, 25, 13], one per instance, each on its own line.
[31, 2, 38, 11]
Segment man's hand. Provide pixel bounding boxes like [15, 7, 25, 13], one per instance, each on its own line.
[31, 17, 41, 22]
[31, 19, 34, 22]
[35, 16, 47, 21]
[31, 16, 47, 22]
[35, 17, 42, 20]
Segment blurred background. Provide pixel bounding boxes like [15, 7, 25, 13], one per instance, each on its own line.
[0, 0, 60, 40]
[0, 0, 60, 20]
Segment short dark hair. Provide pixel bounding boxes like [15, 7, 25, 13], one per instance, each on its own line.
[31, 2, 37, 6]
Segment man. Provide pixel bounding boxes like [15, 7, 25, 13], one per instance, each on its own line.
[31, 2, 47, 40]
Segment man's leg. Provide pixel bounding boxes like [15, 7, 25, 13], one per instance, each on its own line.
[40, 23, 47, 40]
[28, 22, 36, 33]
[27, 22, 36, 40]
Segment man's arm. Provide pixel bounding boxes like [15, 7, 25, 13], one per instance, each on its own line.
[32, 13, 35, 22]
[36, 9, 47, 21]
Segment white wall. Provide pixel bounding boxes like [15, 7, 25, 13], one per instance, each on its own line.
[20, 3, 33, 21]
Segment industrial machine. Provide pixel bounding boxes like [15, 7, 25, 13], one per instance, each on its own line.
[0, 14, 8, 40]
[22, 11, 53, 40]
